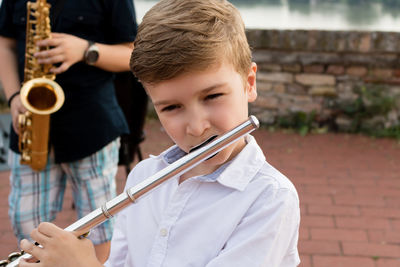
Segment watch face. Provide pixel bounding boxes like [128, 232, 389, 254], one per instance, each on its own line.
[86, 50, 99, 64]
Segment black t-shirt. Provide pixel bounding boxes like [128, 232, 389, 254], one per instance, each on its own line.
[0, 0, 137, 162]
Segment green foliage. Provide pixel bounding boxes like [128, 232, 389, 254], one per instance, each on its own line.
[371, 256, 380, 261]
[272, 84, 399, 139]
[277, 110, 317, 136]
[335, 85, 400, 139]
[365, 125, 400, 139]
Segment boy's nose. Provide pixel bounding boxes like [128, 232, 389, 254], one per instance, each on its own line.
[185, 112, 210, 137]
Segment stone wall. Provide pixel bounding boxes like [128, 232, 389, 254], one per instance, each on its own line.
[1, 30, 399, 133]
[247, 29, 400, 132]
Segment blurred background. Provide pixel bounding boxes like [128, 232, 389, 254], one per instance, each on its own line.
[135, 0, 400, 31]
[0, 1, 399, 267]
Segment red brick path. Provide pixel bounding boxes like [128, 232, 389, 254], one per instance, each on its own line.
[1, 119, 400, 266]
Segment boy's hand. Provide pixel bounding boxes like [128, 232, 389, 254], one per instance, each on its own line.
[19, 222, 102, 267]
[34, 33, 88, 74]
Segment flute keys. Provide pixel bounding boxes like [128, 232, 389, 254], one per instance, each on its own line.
[0, 251, 25, 266]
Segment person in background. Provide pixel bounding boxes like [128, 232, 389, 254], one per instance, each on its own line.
[18, 0, 300, 266]
[0, 0, 137, 262]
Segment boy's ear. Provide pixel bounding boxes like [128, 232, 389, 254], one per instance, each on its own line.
[246, 62, 257, 103]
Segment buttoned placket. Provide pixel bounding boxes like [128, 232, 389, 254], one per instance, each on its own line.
[146, 178, 201, 267]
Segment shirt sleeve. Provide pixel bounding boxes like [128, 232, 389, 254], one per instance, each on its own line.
[0, 0, 16, 38]
[205, 188, 301, 267]
[104, 209, 129, 267]
[104, 165, 143, 267]
[104, 0, 137, 44]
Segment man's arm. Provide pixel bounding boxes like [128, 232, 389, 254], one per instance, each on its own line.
[91, 42, 134, 72]
[0, 36, 20, 97]
[0, 36, 27, 134]
[33, 33, 134, 74]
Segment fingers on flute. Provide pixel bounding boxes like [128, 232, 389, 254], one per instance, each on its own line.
[30, 229, 49, 247]
[37, 222, 64, 239]
[19, 239, 42, 263]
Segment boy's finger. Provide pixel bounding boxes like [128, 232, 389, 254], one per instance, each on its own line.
[20, 239, 43, 261]
[36, 222, 63, 238]
[30, 228, 51, 247]
[18, 257, 43, 267]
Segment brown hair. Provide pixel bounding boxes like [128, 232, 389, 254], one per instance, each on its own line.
[130, 0, 251, 85]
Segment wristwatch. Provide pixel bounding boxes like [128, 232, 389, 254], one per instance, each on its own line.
[84, 41, 99, 65]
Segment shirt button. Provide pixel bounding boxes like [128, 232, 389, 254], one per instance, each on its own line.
[160, 228, 168, 237]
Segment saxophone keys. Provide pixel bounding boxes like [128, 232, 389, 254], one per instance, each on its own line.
[22, 131, 32, 146]
[18, 114, 26, 129]
[18, 113, 31, 129]
[22, 152, 32, 163]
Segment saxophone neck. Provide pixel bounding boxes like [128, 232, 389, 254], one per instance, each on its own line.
[24, 0, 54, 82]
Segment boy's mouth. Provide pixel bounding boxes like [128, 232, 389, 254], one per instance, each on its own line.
[189, 135, 218, 153]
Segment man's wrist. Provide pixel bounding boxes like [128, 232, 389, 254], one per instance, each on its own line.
[82, 40, 91, 62]
[84, 41, 100, 65]
[7, 91, 20, 107]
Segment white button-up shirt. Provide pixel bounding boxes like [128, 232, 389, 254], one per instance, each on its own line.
[105, 135, 300, 267]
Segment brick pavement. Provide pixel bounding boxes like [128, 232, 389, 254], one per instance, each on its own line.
[0, 118, 400, 266]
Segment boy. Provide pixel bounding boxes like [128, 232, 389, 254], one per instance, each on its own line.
[19, 0, 300, 266]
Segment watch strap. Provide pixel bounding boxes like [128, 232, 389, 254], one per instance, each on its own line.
[87, 40, 95, 49]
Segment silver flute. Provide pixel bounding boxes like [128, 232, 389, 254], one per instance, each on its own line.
[3, 115, 259, 267]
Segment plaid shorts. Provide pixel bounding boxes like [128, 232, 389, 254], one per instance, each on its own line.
[8, 139, 119, 245]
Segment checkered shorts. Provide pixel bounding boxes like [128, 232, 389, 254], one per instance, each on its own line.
[8, 139, 119, 245]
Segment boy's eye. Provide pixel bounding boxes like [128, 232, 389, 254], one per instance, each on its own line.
[205, 93, 223, 100]
[161, 104, 179, 112]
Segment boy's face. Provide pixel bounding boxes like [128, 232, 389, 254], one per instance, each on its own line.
[144, 61, 257, 171]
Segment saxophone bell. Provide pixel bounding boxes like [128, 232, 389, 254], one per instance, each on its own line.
[19, 78, 64, 115]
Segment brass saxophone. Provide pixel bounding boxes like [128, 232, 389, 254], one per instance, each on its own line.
[18, 0, 64, 171]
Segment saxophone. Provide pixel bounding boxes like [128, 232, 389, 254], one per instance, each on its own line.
[18, 0, 64, 171]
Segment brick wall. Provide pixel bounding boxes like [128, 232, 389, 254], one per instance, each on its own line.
[247, 29, 400, 131]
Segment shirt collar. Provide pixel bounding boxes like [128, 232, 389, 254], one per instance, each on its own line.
[162, 135, 265, 191]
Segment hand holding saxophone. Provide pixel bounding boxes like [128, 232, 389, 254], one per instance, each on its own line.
[19, 223, 101, 267]
[34, 32, 88, 74]
[34, 32, 134, 74]
[9, 95, 27, 135]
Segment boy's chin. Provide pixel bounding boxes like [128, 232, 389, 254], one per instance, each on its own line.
[201, 149, 232, 167]
[190, 138, 245, 171]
